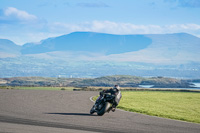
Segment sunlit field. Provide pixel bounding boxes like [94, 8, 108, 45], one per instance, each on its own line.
[117, 91, 200, 123]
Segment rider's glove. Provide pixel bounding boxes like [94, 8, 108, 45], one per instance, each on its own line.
[100, 90, 105, 96]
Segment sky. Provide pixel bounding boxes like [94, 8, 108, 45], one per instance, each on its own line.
[0, 0, 200, 45]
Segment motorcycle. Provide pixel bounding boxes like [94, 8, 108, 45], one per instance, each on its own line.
[90, 93, 115, 116]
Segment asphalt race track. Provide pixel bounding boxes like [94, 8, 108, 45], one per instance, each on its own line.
[0, 89, 199, 133]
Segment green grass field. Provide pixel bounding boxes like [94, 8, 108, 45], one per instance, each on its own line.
[93, 91, 200, 123]
[117, 91, 200, 123]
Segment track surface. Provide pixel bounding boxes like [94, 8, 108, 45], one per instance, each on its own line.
[0, 89, 199, 133]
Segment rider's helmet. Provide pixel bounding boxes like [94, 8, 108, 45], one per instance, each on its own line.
[114, 85, 120, 90]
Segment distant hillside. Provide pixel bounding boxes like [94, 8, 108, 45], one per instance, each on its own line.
[18, 32, 200, 64]
[70, 75, 191, 88]
[1, 32, 200, 64]
[107, 33, 200, 64]
[0, 75, 192, 88]
[21, 32, 152, 55]
[0, 32, 200, 78]
[0, 39, 21, 58]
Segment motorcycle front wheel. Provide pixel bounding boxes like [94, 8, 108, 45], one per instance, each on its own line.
[97, 102, 110, 116]
[90, 106, 95, 114]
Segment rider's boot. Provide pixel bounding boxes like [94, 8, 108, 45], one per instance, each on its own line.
[111, 107, 116, 112]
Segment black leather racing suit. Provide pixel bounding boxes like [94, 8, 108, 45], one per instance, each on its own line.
[101, 88, 122, 108]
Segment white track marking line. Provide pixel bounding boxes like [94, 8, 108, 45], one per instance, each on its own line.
[90, 96, 95, 103]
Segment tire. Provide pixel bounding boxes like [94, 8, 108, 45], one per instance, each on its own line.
[90, 106, 95, 114]
[97, 102, 110, 116]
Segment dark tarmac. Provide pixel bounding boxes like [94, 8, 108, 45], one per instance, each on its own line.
[0, 89, 199, 133]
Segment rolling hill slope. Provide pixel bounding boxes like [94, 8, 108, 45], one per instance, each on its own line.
[21, 32, 152, 55]
[0, 39, 21, 58]
[107, 33, 200, 64]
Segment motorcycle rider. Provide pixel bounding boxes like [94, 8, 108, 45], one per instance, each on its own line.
[98, 85, 122, 112]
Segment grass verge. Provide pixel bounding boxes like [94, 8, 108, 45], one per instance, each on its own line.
[119, 91, 200, 123]
[93, 91, 200, 123]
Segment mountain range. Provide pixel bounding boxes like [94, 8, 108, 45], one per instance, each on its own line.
[21, 32, 152, 55]
[1, 32, 200, 64]
[0, 32, 200, 78]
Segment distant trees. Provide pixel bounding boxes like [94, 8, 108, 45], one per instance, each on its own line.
[0, 75, 192, 88]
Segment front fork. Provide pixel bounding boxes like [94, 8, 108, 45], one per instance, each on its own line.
[93, 102, 100, 111]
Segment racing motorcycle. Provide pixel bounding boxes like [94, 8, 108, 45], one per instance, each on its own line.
[90, 93, 115, 116]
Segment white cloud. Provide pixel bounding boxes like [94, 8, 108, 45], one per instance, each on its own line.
[0, 7, 47, 45]
[4, 7, 37, 21]
[0, 7, 39, 24]
[1, 12, 200, 45]
[49, 21, 200, 37]
[49, 21, 163, 35]
[165, 24, 200, 30]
